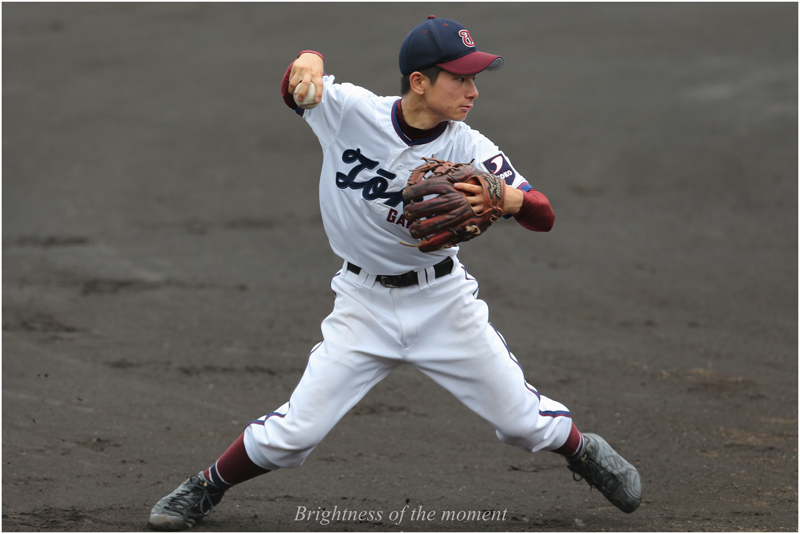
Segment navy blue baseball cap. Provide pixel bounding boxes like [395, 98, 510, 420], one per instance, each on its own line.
[399, 16, 504, 76]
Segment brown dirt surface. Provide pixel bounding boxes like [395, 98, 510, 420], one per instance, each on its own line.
[3, 3, 797, 532]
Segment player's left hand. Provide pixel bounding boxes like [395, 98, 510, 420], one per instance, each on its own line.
[402, 158, 506, 252]
[454, 182, 523, 216]
[453, 181, 485, 212]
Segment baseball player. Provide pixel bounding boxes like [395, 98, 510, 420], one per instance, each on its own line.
[148, 16, 641, 531]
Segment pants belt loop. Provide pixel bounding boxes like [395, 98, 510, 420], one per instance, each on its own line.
[357, 268, 375, 288]
[422, 264, 437, 289]
[417, 266, 430, 290]
[345, 261, 373, 288]
[448, 256, 460, 277]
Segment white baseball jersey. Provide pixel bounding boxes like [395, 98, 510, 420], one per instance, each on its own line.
[301, 74, 531, 275]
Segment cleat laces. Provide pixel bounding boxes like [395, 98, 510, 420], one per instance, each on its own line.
[569, 454, 620, 494]
[163, 476, 219, 518]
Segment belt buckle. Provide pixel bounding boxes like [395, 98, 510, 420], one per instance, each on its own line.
[379, 271, 417, 288]
[379, 275, 404, 288]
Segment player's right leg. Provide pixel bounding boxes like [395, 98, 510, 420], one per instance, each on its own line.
[242, 335, 401, 470]
[241, 270, 405, 470]
[148, 344, 399, 530]
[148, 271, 402, 530]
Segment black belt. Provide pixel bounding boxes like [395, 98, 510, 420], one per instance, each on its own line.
[346, 257, 454, 288]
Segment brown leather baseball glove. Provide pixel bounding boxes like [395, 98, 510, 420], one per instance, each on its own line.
[401, 157, 505, 253]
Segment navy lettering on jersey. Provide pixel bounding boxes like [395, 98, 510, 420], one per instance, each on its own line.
[336, 148, 404, 207]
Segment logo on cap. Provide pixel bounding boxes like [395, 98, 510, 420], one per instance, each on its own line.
[459, 29, 475, 47]
[399, 16, 503, 76]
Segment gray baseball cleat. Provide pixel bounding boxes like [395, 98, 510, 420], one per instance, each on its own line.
[148, 472, 225, 531]
[567, 433, 642, 513]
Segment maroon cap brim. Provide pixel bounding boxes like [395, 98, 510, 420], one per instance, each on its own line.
[437, 51, 504, 75]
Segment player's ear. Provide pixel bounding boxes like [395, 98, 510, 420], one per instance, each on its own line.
[409, 72, 427, 95]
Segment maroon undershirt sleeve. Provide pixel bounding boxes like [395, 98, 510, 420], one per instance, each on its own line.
[280, 63, 296, 110]
[512, 188, 555, 232]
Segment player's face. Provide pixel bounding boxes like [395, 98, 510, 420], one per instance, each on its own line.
[425, 71, 479, 122]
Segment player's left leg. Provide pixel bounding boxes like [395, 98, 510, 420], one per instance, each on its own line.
[407, 264, 574, 451]
[408, 263, 641, 513]
[420, 320, 641, 513]
[414, 317, 576, 454]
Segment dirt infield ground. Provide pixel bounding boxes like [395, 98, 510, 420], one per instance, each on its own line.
[3, 3, 797, 532]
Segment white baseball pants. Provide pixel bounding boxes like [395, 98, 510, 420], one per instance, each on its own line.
[243, 258, 573, 470]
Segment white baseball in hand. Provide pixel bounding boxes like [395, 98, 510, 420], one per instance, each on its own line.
[293, 83, 319, 109]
